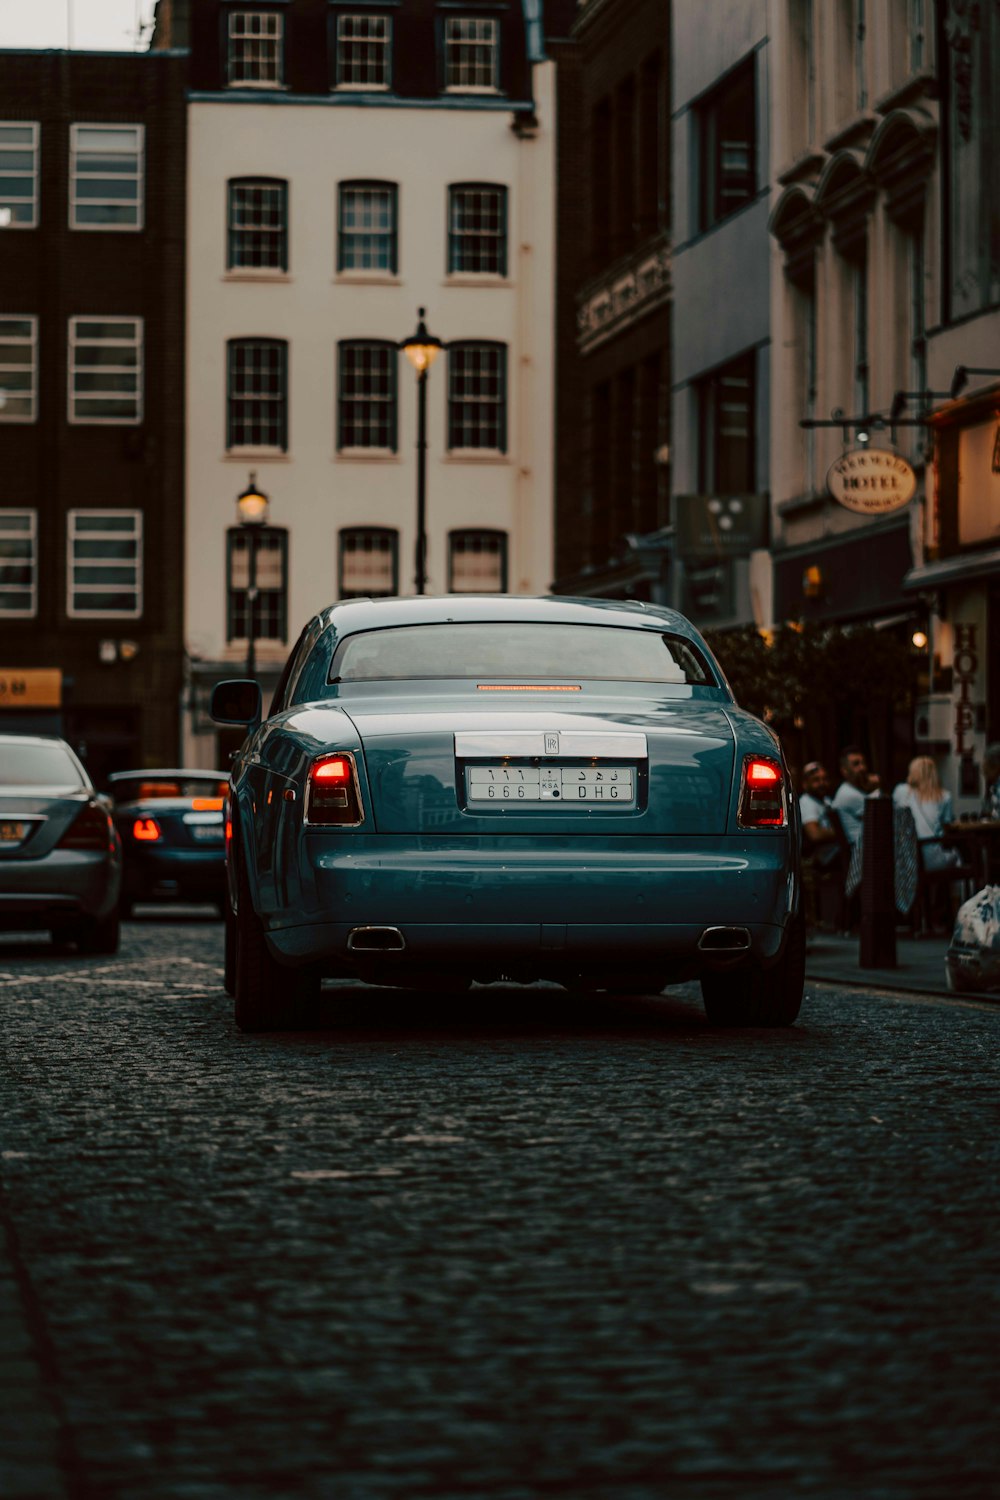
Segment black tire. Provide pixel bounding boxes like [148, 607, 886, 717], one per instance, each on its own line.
[76, 908, 121, 956]
[119, 899, 134, 920]
[223, 901, 237, 997]
[701, 915, 805, 1028]
[234, 854, 318, 1031]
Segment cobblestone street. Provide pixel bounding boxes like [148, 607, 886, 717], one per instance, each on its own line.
[2, 915, 998, 1499]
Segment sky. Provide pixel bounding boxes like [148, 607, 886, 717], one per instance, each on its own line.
[0, 0, 158, 51]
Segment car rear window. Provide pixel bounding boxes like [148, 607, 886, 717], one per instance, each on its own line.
[1, 742, 85, 788]
[329, 623, 716, 685]
[112, 777, 228, 802]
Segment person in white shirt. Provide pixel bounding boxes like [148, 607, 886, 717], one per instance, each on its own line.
[831, 745, 881, 846]
[892, 756, 958, 872]
[799, 762, 840, 867]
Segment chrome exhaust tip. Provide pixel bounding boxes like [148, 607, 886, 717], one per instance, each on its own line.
[698, 926, 752, 953]
[347, 925, 406, 953]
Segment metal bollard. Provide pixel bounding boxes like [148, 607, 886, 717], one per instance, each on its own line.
[860, 796, 896, 968]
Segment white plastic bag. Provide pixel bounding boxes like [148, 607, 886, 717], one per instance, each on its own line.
[946, 886, 1000, 993]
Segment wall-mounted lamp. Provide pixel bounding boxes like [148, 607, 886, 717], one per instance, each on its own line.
[911, 630, 928, 650]
[802, 565, 823, 599]
[950, 365, 1000, 400]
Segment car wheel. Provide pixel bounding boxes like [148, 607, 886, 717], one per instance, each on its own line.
[223, 902, 237, 997]
[76, 909, 121, 957]
[234, 856, 317, 1031]
[701, 915, 805, 1028]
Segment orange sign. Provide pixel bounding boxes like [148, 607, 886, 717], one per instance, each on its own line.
[0, 669, 63, 708]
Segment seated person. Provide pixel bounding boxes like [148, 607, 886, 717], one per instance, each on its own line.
[799, 762, 840, 867]
[892, 756, 958, 871]
[832, 744, 881, 846]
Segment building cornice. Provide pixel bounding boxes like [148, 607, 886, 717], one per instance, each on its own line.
[576, 231, 671, 355]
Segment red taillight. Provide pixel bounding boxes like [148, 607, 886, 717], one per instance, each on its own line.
[738, 755, 786, 828]
[57, 800, 115, 852]
[313, 757, 350, 784]
[132, 817, 161, 842]
[305, 753, 363, 827]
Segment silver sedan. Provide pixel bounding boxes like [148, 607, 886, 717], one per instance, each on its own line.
[0, 733, 122, 953]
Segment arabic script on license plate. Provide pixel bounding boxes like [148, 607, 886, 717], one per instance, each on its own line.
[0, 821, 26, 844]
[466, 765, 635, 805]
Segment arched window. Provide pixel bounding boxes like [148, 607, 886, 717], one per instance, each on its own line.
[227, 177, 288, 270]
[448, 528, 507, 593]
[226, 338, 288, 450]
[337, 181, 398, 272]
[339, 526, 399, 598]
[447, 341, 507, 452]
[337, 340, 397, 451]
[447, 184, 507, 275]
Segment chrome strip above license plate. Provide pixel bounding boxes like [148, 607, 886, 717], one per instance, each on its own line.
[455, 729, 647, 759]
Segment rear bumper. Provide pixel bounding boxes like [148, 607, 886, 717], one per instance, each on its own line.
[263, 834, 796, 973]
[123, 847, 225, 903]
[0, 850, 120, 930]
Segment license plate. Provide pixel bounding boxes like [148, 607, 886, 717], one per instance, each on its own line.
[466, 765, 635, 806]
[0, 820, 26, 845]
[191, 823, 224, 841]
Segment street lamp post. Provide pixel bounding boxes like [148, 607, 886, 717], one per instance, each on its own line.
[400, 308, 444, 595]
[237, 473, 270, 682]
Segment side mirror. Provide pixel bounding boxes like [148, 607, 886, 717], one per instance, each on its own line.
[211, 679, 262, 726]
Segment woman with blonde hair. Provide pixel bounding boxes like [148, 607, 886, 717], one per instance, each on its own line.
[892, 756, 958, 871]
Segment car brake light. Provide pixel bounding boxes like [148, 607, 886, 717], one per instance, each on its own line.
[305, 753, 363, 827]
[738, 755, 787, 829]
[132, 817, 161, 842]
[57, 800, 116, 852]
[191, 797, 224, 811]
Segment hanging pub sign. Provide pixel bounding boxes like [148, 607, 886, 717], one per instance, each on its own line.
[827, 448, 917, 514]
[675, 494, 769, 560]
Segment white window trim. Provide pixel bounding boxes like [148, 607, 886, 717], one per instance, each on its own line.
[444, 17, 500, 93]
[68, 316, 144, 427]
[227, 11, 285, 89]
[334, 14, 392, 91]
[69, 123, 144, 233]
[66, 510, 143, 620]
[0, 315, 39, 424]
[0, 122, 40, 230]
[0, 508, 38, 618]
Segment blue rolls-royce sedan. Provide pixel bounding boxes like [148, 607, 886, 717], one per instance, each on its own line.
[212, 596, 803, 1032]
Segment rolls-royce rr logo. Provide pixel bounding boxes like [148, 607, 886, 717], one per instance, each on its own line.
[544, 733, 560, 755]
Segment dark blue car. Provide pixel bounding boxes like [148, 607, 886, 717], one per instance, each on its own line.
[212, 596, 804, 1032]
[109, 770, 228, 916]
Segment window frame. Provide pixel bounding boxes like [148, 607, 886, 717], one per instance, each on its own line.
[66, 510, 142, 620]
[337, 180, 398, 275]
[337, 339, 398, 453]
[695, 349, 756, 495]
[697, 57, 756, 233]
[0, 509, 38, 618]
[334, 13, 393, 91]
[446, 340, 508, 454]
[447, 528, 508, 593]
[226, 9, 285, 88]
[444, 16, 500, 94]
[447, 183, 508, 278]
[226, 337, 288, 452]
[225, 524, 289, 643]
[68, 317, 144, 427]
[0, 122, 40, 229]
[227, 176, 289, 272]
[0, 316, 39, 424]
[69, 123, 144, 233]
[338, 526, 400, 599]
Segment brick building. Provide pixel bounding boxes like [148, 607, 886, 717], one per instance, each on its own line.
[0, 48, 188, 784]
[553, 0, 670, 601]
